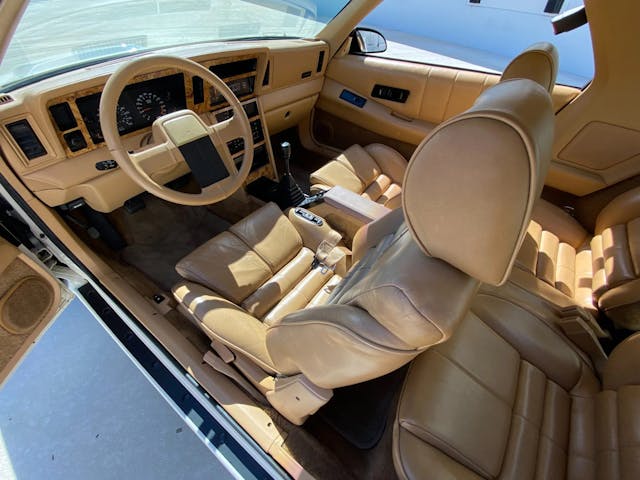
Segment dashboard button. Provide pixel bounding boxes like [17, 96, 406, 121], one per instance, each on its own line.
[95, 160, 118, 171]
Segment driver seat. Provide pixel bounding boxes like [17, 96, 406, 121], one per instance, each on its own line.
[172, 78, 554, 425]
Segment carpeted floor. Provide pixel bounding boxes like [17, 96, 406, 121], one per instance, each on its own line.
[118, 195, 230, 292]
[316, 366, 408, 449]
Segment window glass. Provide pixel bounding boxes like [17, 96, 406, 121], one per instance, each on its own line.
[363, 0, 593, 88]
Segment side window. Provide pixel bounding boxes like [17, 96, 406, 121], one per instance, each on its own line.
[362, 0, 593, 88]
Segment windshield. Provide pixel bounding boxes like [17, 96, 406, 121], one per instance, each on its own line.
[0, 0, 349, 90]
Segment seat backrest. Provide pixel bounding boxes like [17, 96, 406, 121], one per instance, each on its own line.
[591, 186, 640, 328]
[266, 79, 555, 389]
[501, 42, 559, 93]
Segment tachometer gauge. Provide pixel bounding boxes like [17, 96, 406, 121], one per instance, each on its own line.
[135, 92, 167, 121]
[116, 105, 134, 133]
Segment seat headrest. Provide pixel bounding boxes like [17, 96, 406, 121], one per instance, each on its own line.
[402, 79, 554, 286]
[501, 42, 559, 93]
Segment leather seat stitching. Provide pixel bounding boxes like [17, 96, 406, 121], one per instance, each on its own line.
[399, 419, 493, 478]
[431, 349, 514, 407]
[268, 320, 416, 354]
[346, 283, 447, 345]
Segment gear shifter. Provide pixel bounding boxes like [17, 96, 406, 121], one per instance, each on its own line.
[277, 141, 306, 208]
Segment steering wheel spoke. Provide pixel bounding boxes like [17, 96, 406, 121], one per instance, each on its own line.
[210, 116, 246, 144]
[129, 142, 173, 171]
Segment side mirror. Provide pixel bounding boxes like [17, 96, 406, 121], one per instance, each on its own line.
[350, 28, 387, 54]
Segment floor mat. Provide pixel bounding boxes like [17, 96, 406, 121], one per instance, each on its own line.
[119, 195, 230, 292]
[317, 366, 408, 449]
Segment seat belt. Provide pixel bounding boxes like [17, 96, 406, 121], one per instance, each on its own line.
[557, 306, 609, 374]
[313, 229, 347, 275]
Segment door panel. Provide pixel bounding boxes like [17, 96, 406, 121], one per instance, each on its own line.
[315, 54, 579, 149]
[0, 236, 67, 383]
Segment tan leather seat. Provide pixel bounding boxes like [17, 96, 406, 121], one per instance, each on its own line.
[308, 42, 559, 209]
[394, 294, 640, 480]
[591, 186, 640, 329]
[173, 78, 553, 425]
[511, 198, 597, 312]
[173, 202, 347, 364]
[309, 143, 406, 208]
[510, 187, 640, 329]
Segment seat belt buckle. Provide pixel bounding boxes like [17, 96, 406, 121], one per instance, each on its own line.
[311, 256, 336, 274]
[319, 263, 336, 275]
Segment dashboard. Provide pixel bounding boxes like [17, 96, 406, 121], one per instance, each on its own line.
[46, 57, 260, 156]
[0, 40, 329, 212]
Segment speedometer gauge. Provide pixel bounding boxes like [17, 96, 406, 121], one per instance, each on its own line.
[116, 105, 134, 133]
[135, 92, 167, 121]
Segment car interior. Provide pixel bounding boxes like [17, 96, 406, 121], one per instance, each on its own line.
[1, 0, 640, 478]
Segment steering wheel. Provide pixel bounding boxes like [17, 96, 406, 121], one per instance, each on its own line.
[99, 55, 253, 206]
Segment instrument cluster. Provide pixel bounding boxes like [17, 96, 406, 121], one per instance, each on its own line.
[75, 73, 186, 144]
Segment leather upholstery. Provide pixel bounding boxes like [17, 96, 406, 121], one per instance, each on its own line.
[309, 143, 406, 209]
[267, 79, 553, 388]
[500, 42, 559, 93]
[510, 186, 640, 328]
[393, 291, 640, 480]
[174, 202, 342, 374]
[403, 79, 554, 285]
[513, 198, 596, 310]
[267, 225, 480, 388]
[590, 186, 640, 328]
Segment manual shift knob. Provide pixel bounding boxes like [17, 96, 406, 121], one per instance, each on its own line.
[280, 141, 292, 174]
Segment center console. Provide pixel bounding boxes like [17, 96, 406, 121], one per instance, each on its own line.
[309, 186, 391, 246]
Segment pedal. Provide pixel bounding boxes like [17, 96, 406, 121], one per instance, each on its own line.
[124, 195, 146, 214]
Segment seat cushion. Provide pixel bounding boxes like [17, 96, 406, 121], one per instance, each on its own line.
[175, 230, 272, 305]
[173, 202, 346, 374]
[309, 143, 406, 209]
[173, 281, 278, 373]
[175, 202, 340, 322]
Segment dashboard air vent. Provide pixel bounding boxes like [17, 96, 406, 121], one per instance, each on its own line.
[0, 94, 14, 105]
[6, 120, 47, 160]
[262, 61, 270, 86]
